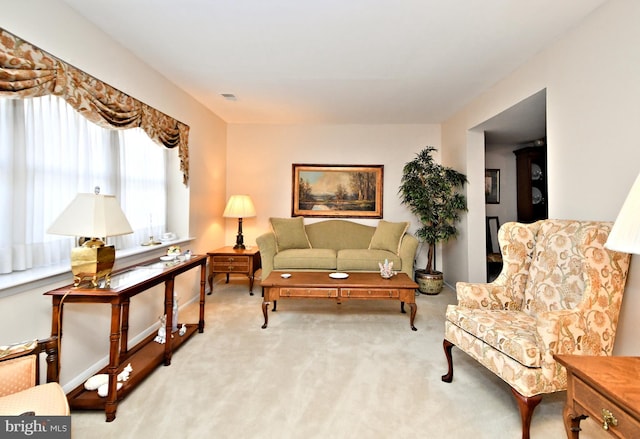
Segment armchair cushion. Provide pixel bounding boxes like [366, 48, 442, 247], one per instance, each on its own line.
[445, 307, 541, 367]
[0, 382, 69, 416]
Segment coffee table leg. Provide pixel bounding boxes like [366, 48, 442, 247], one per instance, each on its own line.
[261, 301, 269, 329]
[400, 302, 406, 313]
[409, 303, 417, 331]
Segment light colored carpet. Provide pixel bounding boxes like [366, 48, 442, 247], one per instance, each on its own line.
[71, 278, 609, 439]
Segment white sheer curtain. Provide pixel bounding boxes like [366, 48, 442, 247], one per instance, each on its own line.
[0, 95, 166, 274]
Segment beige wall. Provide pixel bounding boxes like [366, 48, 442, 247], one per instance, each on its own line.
[3, 0, 640, 392]
[225, 124, 440, 271]
[0, 0, 227, 388]
[441, 0, 640, 354]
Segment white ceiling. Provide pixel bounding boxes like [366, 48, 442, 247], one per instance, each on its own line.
[61, 0, 607, 125]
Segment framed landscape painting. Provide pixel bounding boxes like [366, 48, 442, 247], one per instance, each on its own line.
[292, 164, 383, 218]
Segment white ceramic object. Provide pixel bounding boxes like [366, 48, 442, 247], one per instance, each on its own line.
[160, 255, 174, 261]
[329, 272, 349, 279]
[280, 273, 291, 278]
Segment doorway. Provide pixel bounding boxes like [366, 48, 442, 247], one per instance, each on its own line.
[480, 89, 547, 281]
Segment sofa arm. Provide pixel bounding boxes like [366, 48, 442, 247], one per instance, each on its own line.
[398, 234, 419, 278]
[256, 232, 277, 280]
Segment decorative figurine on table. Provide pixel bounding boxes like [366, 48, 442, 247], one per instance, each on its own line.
[154, 315, 167, 344]
[167, 245, 181, 258]
[379, 259, 396, 279]
[84, 362, 133, 397]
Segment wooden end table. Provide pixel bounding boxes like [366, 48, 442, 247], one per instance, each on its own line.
[260, 271, 419, 331]
[554, 355, 640, 438]
[207, 246, 261, 295]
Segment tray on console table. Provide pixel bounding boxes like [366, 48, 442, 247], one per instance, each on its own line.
[44, 254, 207, 422]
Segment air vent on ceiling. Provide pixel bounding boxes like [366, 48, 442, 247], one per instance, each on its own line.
[221, 93, 237, 101]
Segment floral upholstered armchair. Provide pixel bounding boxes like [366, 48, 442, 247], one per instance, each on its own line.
[0, 337, 69, 416]
[442, 220, 631, 439]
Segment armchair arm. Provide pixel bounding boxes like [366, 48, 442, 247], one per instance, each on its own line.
[455, 281, 520, 310]
[536, 305, 620, 382]
[256, 232, 277, 279]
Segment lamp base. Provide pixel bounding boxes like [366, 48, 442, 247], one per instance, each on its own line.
[234, 217, 246, 249]
[71, 245, 115, 287]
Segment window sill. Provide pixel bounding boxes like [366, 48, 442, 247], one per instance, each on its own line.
[0, 238, 195, 298]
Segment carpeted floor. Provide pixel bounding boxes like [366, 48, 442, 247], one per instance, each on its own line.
[71, 278, 608, 438]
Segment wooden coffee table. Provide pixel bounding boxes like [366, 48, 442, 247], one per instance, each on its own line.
[260, 271, 419, 331]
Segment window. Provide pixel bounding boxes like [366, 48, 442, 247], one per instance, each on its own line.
[0, 95, 167, 275]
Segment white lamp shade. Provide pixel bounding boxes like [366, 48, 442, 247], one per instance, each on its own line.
[47, 193, 133, 238]
[605, 171, 640, 254]
[223, 195, 256, 218]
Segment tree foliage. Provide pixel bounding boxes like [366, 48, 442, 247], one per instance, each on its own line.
[399, 146, 467, 273]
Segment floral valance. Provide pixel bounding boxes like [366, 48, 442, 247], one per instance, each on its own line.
[0, 28, 190, 185]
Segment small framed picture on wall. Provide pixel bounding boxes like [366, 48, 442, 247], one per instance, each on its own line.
[485, 169, 500, 204]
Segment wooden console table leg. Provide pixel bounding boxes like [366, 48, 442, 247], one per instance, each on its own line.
[199, 260, 206, 332]
[164, 277, 175, 366]
[106, 302, 123, 422]
[120, 299, 130, 355]
[50, 298, 63, 382]
[408, 302, 417, 331]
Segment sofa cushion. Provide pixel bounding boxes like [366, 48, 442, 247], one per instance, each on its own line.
[270, 217, 311, 251]
[368, 220, 409, 254]
[445, 306, 541, 367]
[273, 249, 337, 270]
[337, 249, 402, 272]
[305, 220, 375, 250]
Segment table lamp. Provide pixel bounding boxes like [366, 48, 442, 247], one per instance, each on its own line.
[223, 195, 256, 249]
[47, 187, 133, 287]
[605, 172, 640, 254]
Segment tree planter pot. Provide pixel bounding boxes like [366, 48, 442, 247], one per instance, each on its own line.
[415, 269, 444, 295]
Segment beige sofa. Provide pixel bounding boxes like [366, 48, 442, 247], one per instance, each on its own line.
[257, 218, 419, 280]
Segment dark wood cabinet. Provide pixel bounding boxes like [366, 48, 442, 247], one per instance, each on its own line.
[514, 146, 547, 223]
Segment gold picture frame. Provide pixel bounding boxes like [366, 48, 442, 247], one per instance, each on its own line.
[292, 164, 383, 218]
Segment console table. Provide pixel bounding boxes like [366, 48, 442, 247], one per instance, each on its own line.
[44, 254, 207, 422]
[555, 355, 640, 438]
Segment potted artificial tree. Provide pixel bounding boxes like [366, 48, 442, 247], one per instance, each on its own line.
[399, 146, 467, 294]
